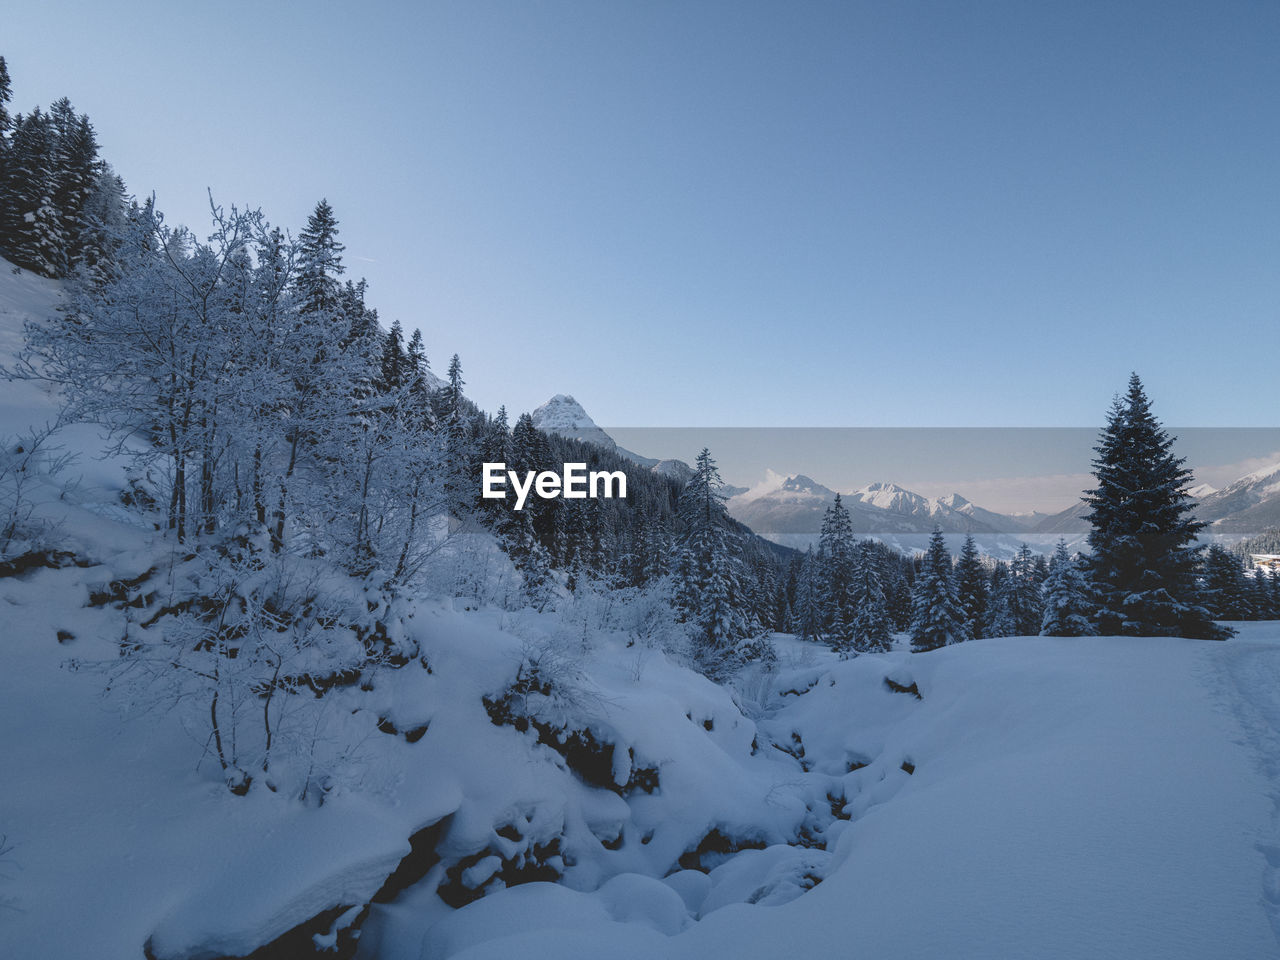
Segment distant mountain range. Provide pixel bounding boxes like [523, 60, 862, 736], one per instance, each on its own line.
[528, 394, 1280, 551]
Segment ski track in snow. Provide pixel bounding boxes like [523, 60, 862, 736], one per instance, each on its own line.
[1209, 623, 1280, 947]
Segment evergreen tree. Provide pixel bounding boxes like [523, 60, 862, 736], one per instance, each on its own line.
[817, 494, 857, 655]
[1083, 374, 1229, 639]
[791, 546, 823, 641]
[984, 562, 1019, 638]
[378, 318, 407, 392]
[0, 56, 11, 140]
[76, 165, 127, 287]
[1201, 544, 1251, 621]
[909, 528, 966, 651]
[49, 98, 100, 268]
[674, 448, 757, 674]
[954, 534, 988, 640]
[5, 109, 66, 275]
[0, 56, 12, 246]
[1008, 543, 1045, 635]
[850, 539, 892, 653]
[1246, 568, 1272, 621]
[1040, 540, 1096, 636]
[295, 199, 344, 316]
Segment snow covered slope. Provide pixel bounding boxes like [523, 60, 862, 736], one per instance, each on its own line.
[1198, 461, 1280, 533]
[396, 631, 1280, 960]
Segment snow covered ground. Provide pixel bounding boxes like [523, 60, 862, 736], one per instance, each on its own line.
[3, 593, 1279, 958]
[365, 629, 1280, 960]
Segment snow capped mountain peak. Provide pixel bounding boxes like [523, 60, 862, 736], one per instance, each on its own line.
[782, 474, 827, 494]
[530, 394, 617, 451]
[1185, 482, 1217, 500]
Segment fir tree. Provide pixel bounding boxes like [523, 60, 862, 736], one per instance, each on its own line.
[378, 318, 407, 392]
[1083, 374, 1229, 640]
[1040, 540, 1096, 636]
[817, 494, 857, 655]
[984, 563, 1019, 638]
[295, 199, 344, 316]
[1201, 544, 1251, 621]
[850, 540, 892, 653]
[954, 533, 988, 640]
[909, 528, 966, 651]
[791, 546, 823, 641]
[674, 448, 757, 674]
[1008, 543, 1045, 635]
[0, 56, 11, 139]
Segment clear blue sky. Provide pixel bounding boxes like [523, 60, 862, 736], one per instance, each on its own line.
[7, 0, 1278, 428]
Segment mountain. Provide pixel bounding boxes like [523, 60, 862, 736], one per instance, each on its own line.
[724, 474, 1103, 558]
[1197, 461, 1280, 533]
[530, 394, 618, 452]
[1029, 500, 1092, 534]
[527, 395, 750, 494]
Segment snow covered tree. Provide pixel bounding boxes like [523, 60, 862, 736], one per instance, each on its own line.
[1201, 544, 1251, 621]
[1040, 540, 1096, 636]
[674, 448, 758, 675]
[954, 533, 988, 640]
[295, 199, 344, 316]
[790, 546, 823, 641]
[75, 165, 128, 287]
[1084, 374, 1229, 640]
[984, 563, 1019, 637]
[1007, 543, 1045, 635]
[816, 493, 857, 654]
[909, 528, 966, 651]
[850, 539, 892, 653]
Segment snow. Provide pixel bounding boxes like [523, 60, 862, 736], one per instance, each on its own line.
[401, 634, 1280, 960]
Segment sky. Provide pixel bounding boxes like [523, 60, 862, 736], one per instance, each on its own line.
[5, 0, 1279, 432]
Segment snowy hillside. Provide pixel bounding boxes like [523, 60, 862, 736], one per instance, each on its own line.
[384, 628, 1280, 960]
[1198, 461, 1280, 533]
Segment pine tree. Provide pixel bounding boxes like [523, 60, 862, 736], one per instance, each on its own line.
[984, 563, 1019, 638]
[0, 56, 11, 139]
[1008, 543, 1045, 635]
[1084, 374, 1229, 640]
[0, 57, 12, 242]
[295, 199, 344, 316]
[674, 448, 757, 674]
[791, 546, 823, 641]
[817, 494, 857, 655]
[5, 109, 66, 275]
[909, 528, 966, 651]
[850, 540, 892, 653]
[1040, 540, 1096, 636]
[49, 99, 99, 268]
[1201, 544, 1250, 621]
[954, 534, 988, 640]
[378, 318, 407, 392]
[76, 166, 127, 287]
